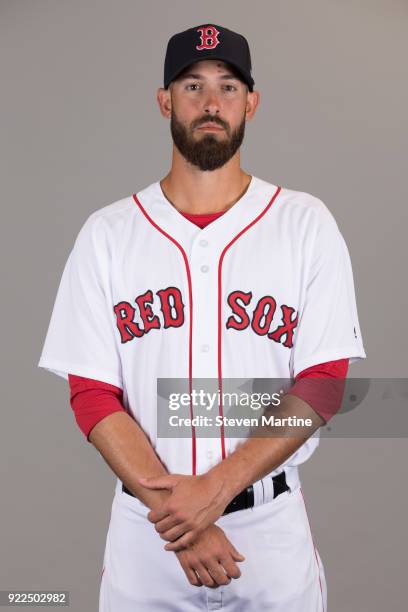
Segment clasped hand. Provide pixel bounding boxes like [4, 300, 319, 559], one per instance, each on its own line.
[138, 473, 231, 551]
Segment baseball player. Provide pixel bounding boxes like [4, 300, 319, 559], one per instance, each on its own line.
[38, 24, 366, 611]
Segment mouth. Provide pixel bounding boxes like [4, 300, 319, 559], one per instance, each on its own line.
[196, 123, 225, 132]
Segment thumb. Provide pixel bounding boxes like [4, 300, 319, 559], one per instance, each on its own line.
[230, 545, 245, 561]
[138, 476, 175, 490]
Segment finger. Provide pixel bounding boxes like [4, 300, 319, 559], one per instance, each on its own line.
[229, 545, 246, 561]
[160, 522, 194, 542]
[147, 508, 170, 523]
[178, 556, 203, 587]
[183, 566, 203, 587]
[154, 516, 181, 534]
[161, 524, 192, 544]
[139, 477, 174, 490]
[194, 563, 216, 589]
[164, 531, 197, 551]
[206, 562, 231, 586]
[219, 556, 242, 579]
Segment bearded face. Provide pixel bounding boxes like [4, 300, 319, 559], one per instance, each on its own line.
[170, 106, 246, 172]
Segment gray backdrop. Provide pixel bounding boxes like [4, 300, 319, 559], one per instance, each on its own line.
[1, 0, 407, 610]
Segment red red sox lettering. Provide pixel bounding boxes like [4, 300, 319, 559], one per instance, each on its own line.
[113, 287, 298, 348]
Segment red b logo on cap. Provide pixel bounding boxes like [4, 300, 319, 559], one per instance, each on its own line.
[196, 26, 220, 50]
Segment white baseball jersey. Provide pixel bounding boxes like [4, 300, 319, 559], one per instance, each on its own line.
[38, 175, 366, 479]
[38, 174, 366, 610]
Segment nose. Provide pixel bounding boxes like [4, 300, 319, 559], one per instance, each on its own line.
[203, 88, 221, 116]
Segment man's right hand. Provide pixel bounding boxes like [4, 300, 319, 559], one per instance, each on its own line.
[175, 524, 245, 588]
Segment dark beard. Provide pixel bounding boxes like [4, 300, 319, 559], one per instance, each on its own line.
[170, 109, 246, 171]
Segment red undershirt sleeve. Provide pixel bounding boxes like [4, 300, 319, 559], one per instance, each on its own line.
[68, 358, 349, 443]
[68, 373, 126, 442]
[286, 358, 349, 424]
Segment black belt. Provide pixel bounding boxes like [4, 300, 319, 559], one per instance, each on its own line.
[122, 470, 290, 516]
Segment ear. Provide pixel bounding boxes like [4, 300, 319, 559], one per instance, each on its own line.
[245, 90, 260, 121]
[157, 87, 172, 119]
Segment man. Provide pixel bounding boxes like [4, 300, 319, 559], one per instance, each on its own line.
[38, 24, 366, 611]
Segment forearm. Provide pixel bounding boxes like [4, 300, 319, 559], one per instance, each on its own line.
[88, 411, 171, 511]
[207, 394, 325, 500]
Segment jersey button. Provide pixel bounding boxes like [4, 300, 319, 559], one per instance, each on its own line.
[200, 344, 210, 353]
[200, 264, 209, 273]
[199, 239, 208, 247]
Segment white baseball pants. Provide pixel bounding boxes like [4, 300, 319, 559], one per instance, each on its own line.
[99, 475, 327, 611]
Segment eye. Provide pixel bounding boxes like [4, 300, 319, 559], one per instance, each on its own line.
[224, 84, 237, 92]
[185, 83, 201, 91]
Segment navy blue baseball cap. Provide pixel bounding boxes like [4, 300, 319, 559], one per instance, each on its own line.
[164, 24, 255, 92]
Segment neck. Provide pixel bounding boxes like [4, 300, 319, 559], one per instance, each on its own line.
[160, 150, 252, 214]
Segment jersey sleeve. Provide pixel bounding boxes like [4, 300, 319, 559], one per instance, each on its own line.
[290, 205, 367, 379]
[37, 213, 123, 389]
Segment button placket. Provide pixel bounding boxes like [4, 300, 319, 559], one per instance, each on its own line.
[190, 234, 218, 379]
[189, 233, 229, 475]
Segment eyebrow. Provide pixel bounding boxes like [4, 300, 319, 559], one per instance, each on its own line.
[177, 72, 240, 81]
